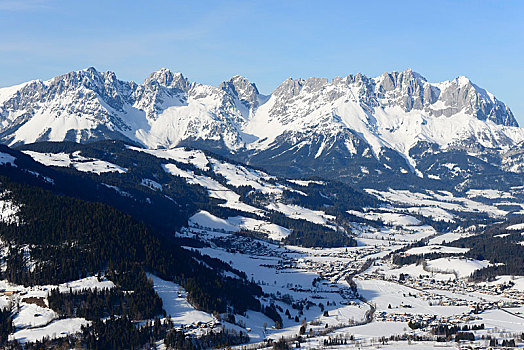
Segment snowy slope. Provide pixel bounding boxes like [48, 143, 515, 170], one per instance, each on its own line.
[22, 150, 127, 174]
[425, 257, 491, 278]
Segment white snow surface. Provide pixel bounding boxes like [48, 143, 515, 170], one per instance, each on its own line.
[227, 216, 290, 240]
[266, 202, 335, 226]
[0, 193, 20, 225]
[133, 146, 290, 196]
[348, 210, 420, 226]
[208, 158, 285, 195]
[0, 81, 33, 103]
[148, 274, 215, 325]
[425, 257, 491, 278]
[141, 178, 163, 191]
[189, 211, 239, 232]
[0, 152, 16, 167]
[11, 318, 89, 344]
[287, 179, 324, 186]
[129, 147, 210, 170]
[366, 188, 507, 219]
[22, 151, 127, 174]
[13, 303, 57, 329]
[385, 263, 455, 281]
[0, 276, 113, 344]
[357, 278, 469, 316]
[189, 212, 290, 240]
[506, 223, 524, 231]
[405, 245, 469, 255]
[59, 276, 115, 292]
[467, 189, 514, 199]
[163, 163, 261, 213]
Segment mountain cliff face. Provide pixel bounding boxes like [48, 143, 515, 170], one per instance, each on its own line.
[0, 67, 523, 187]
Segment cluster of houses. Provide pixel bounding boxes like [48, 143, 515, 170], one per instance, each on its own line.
[295, 246, 383, 283]
[375, 311, 479, 325]
[377, 272, 524, 308]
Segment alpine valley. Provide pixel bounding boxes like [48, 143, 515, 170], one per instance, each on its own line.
[0, 68, 523, 349]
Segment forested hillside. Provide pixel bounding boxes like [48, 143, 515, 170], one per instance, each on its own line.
[0, 174, 261, 348]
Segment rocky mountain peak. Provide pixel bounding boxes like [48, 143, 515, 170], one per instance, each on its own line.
[437, 76, 518, 127]
[272, 77, 305, 99]
[144, 68, 190, 92]
[376, 69, 426, 92]
[219, 75, 260, 111]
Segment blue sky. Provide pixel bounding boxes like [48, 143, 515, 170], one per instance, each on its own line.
[1, 0, 523, 124]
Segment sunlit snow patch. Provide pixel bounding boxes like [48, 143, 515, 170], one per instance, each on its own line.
[23, 151, 127, 175]
[141, 178, 163, 191]
[148, 274, 215, 325]
[425, 257, 491, 279]
[13, 304, 58, 329]
[365, 188, 508, 220]
[227, 216, 290, 241]
[163, 163, 261, 214]
[506, 223, 524, 231]
[129, 146, 210, 170]
[467, 189, 514, 199]
[287, 179, 324, 186]
[0, 191, 20, 225]
[266, 202, 335, 226]
[11, 318, 90, 344]
[58, 276, 115, 292]
[208, 159, 286, 195]
[404, 245, 469, 255]
[189, 211, 239, 232]
[348, 210, 420, 226]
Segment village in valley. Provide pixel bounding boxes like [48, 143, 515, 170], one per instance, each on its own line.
[175, 202, 524, 349]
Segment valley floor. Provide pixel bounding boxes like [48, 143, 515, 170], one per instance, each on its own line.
[166, 214, 524, 349]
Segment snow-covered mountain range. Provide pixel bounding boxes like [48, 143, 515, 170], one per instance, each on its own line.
[1, 67, 523, 186]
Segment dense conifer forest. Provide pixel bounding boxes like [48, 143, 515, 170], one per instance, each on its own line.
[449, 220, 524, 281]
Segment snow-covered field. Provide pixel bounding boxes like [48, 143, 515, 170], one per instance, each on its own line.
[189, 211, 291, 241]
[266, 202, 335, 226]
[507, 223, 524, 231]
[425, 257, 491, 279]
[365, 188, 509, 219]
[0, 276, 113, 344]
[133, 146, 295, 197]
[0, 152, 16, 166]
[11, 318, 90, 344]
[0, 193, 20, 225]
[189, 211, 239, 232]
[163, 163, 262, 214]
[227, 216, 290, 240]
[348, 210, 420, 226]
[23, 150, 127, 174]
[405, 245, 469, 255]
[357, 278, 469, 316]
[384, 263, 454, 281]
[149, 274, 215, 326]
[130, 147, 210, 170]
[467, 189, 514, 199]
